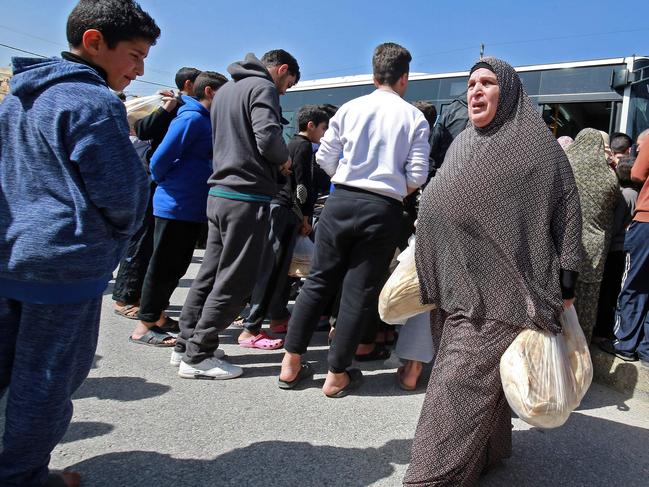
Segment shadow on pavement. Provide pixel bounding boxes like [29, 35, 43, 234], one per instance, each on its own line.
[73, 376, 171, 401]
[71, 439, 412, 487]
[480, 412, 649, 486]
[60, 422, 114, 444]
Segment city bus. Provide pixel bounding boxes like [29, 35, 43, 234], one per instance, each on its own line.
[281, 56, 649, 141]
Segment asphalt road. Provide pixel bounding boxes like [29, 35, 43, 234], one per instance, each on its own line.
[12, 250, 648, 486]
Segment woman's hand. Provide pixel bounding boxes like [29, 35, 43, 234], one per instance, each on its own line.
[563, 298, 575, 310]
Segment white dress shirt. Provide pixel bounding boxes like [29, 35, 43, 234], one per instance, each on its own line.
[316, 88, 430, 201]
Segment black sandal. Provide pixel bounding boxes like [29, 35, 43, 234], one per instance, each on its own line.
[325, 368, 363, 398]
[278, 362, 313, 390]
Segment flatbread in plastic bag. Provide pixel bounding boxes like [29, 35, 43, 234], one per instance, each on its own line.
[378, 237, 435, 324]
[500, 305, 593, 429]
[288, 236, 314, 278]
[124, 94, 163, 130]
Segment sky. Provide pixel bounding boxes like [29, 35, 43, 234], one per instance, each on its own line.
[1, 0, 648, 96]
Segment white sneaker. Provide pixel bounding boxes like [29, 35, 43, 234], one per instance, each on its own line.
[170, 348, 224, 367]
[178, 356, 242, 380]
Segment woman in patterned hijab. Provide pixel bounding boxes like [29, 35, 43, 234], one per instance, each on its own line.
[404, 58, 583, 486]
[566, 128, 620, 342]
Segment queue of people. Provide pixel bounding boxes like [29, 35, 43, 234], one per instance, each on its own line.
[1, 1, 649, 486]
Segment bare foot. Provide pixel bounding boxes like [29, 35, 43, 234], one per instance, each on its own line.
[397, 360, 423, 390]
[280, 352, 303, 382]
[322, 370, 350, 396]
[130, 319, 176, 345]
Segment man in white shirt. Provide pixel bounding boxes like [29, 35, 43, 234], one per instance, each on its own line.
[278, 42, 430, 397]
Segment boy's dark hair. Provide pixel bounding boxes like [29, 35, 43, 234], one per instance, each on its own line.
[412, 100, 437, 126]
[115, 91, 127, 102]
[319, 104, 338, 118]
[373, 42, 411, 86]
[67, 0, 160, 49]
[193, 71, 228, 100]
[175, 67, 202, 91]
[261, 49, 301, 83]
[610, 132, 633, 154]
[615, 155, 640, 189]
[296, 105, 330, 132]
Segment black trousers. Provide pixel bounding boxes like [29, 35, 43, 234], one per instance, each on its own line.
[284, 186, 402, 373]
[176, 197, 269, 363]
[244, 204, 301, 333]
[137, 217, 203, 323]
[112, 182, 156, 304]
[594, 250, 625, 339]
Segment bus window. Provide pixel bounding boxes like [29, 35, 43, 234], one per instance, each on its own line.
[541, 102, 613, 138]
[630, 79, 649, 140]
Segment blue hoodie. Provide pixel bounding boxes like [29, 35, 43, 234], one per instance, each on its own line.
[0, 57, 149, 304]
[149, 95, 212, 222]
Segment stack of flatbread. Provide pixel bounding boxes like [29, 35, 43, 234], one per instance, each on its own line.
[124, 95, 163, 130]
[500, 305, 592, 429]
[379, 238, 435, 325]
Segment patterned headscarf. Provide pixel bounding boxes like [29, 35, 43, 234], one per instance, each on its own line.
[565, 128, 620, 282]
[415, 57, 583, 333]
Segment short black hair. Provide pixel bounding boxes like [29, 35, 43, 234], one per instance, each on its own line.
[175, 67, 202, 91]
[67, 0, 160, 49]
[319, 104, 338, 118]
[296, 105, 330, 132]
[615, 156, 640, 189]
[373, 42, 411, 86]
[193, 71, 228, 100]
[261, 49, 301, 83]
[412, 100, 437, 126]
[115, 91, 127, 101]
[610, 132, 633, 154]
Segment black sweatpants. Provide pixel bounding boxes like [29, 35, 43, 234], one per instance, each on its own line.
[138, 217, 203, 323]
[284, 186, 402, 373]
[176, 196, 269, 363]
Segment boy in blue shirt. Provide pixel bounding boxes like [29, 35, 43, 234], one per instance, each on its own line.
[0, 1, 159, 485]
[131, 71, 228, 347]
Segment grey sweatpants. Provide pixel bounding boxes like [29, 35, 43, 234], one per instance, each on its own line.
[176, 196, 269, 364]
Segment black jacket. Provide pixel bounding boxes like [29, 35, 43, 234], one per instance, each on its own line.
[134, 95, 184, 162]
[273, 134, 316, 217]
[429, 95, 468, 175]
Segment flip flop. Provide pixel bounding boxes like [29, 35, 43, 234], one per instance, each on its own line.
[114, 303, 140, 320]
[278, 362, 313, 389]
[354, 346, 390, 362]
[129, 327, 176, 347]
[239, 331, 284, 350]
[270, 318, 289, 334]
[158, 315, 180, 334]
[325, 368, 363, 398]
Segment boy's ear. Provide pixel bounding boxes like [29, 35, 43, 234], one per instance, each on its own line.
[81, 29, 106, 55]
[307, 121, 315, 131]
[277, 64, 289, 76]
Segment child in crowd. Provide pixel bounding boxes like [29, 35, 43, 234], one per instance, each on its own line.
[237, 104, 330, 348]
[131, 71, 228, 347]
[0, 1, 159, 485]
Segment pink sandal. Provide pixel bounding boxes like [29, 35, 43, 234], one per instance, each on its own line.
[239, 331, 284, 350]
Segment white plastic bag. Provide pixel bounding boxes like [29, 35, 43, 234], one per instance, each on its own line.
[500, 305, 593, 429]
[378, 237, 436, 324]
[124, 94, 163, 130]
[288, 236, 314, 278]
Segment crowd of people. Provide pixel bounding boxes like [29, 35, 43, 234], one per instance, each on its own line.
[1, 0, 648, 486]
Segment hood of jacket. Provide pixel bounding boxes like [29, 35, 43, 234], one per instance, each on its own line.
[227, 53, 274, 83]
[178, 94, 209, 117]
[10, 56, 106, 99]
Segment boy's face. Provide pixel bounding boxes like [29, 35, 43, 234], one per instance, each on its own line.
[97, 39, 151, 91]
[307, 121, 328, 144]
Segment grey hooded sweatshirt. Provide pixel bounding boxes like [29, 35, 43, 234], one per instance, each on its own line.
[208, 53, 289, 199]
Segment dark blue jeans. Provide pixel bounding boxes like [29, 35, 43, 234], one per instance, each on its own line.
[0, 297, 101, 486]
[613, 221, 649, 360]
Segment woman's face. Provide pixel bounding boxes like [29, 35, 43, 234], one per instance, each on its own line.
[467, 68, 500, 128]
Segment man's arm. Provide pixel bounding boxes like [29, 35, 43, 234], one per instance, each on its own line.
[134, 96, 177, 142]
[631, 148, 649, 184]
[404, 117, 431, 192]
[293, 141, 316, 215]
[250, 84, 289, 165]
[316, 115, 343, 177]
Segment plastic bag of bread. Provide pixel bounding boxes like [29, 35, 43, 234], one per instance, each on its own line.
[124, 94, 163, 130]
[288, 236, 314, 278]
[378, 237, 436, 324]
[500, 305, 592, 429]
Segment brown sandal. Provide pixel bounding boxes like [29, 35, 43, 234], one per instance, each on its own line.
[114, 303, 140, 320]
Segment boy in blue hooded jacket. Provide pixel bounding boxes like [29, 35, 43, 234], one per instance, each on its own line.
[131, 71, 228, 346]
[0, 1, 159, 485]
